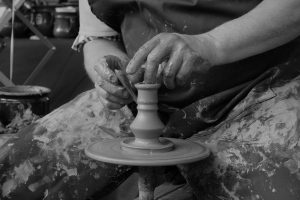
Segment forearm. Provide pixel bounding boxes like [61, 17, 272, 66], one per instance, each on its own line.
[195, 0, 300, 66]
[83, 39, 127, 82]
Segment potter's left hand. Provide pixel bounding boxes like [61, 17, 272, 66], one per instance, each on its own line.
[126, 33, 214, 89]
[94, 55, 133, 110]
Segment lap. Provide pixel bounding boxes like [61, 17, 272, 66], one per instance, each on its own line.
[0, 89, 135, 199]
[180, 76, 300, 200]
[2, 73, 300, 200]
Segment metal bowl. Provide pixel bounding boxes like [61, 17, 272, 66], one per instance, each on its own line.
[0, 85, 51, 127]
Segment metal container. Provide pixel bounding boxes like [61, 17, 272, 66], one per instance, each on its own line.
[0, 14, 32, 38]
[53, 6, 79, 38]
[32, 6, 56, 37]
[0, 85, 51, 127]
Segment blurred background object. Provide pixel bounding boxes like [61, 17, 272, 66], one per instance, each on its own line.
[0, 0, 85, 131]
[0, 0, 78, 38]
[0, 85, 50, 133]
[53, 6, 78, 38]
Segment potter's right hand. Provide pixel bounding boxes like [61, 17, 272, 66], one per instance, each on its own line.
[94, 55, 133, 110]
[126, 33, 214, 89]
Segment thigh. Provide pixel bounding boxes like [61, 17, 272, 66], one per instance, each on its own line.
[179, 77, 300, 200]
[0, 89, 135, 200]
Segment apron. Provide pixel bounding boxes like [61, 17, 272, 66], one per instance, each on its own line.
[88, 0, 300, 137]
[88, 2, 300, 199]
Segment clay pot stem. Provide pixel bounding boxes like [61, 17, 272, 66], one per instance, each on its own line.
[138, 166, 156, 200]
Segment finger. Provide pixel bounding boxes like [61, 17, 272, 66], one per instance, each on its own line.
[98, 95, 124, 110]
[127, 64, 145, 86]
[95, 83, 133, 109]
[96, 76, 130, 99]
[126, 37, 160, 74]
[144, 44, 172, 84]
[94, 58, 118, 84]
[176, 53, 199, 86]
[163, 49, 183, 89]
[104, 55, 130, 72]
[156, 61, 167, 84]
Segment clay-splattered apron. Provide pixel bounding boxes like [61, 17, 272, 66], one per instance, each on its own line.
[94, 0, 300, 199]
[0, 91, 136, 199]
[1, 0, 300, 199]
[178, 62, 300, 199]
[88, 0, 300, 137]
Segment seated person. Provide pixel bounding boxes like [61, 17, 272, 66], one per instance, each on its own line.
[1, 0, 300, 199]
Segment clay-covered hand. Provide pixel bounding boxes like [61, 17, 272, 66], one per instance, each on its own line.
[126, 33, 213, 89]
[94, 55, 133, 110]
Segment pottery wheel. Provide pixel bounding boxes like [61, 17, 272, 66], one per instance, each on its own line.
[85, 137, 210, 166]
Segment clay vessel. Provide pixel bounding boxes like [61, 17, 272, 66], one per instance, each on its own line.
[129, 83, 165, 147]
[32, 6, 56, 37]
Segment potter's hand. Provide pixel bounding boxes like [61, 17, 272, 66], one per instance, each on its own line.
[126, 33, 213, 89]
[94, 55, 133, 110]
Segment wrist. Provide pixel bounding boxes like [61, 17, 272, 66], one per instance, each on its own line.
[191, 33, 222, 67]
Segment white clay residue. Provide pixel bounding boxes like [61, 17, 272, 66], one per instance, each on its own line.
[42, 189, 49, 200]
[2, 179, 16, 197]
[219, 182, 239, 200]
[209, 79, 300, 150]
[28, 176, 51, 192]
[14, 160, 35, 183]
[29, 89, 133, 175]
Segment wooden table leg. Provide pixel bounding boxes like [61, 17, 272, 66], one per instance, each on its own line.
[139, 166, 156, 200]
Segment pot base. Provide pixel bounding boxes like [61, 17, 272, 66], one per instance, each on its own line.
[121, 137, 174, 154]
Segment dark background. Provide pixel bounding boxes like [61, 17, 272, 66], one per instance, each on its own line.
[0, 38, 94, 112]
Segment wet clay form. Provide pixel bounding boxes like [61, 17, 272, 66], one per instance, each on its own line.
[85, 83, 210, 199]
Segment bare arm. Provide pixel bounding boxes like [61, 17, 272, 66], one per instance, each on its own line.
[200, 0, 300, 65]
[83, 39, 134, 109]
[83, 39, 128, 83]
[126, 0, 300, 88]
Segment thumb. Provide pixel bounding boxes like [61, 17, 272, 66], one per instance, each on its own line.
[104, 55, 130, 72]
[127, 64, 145, 86]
